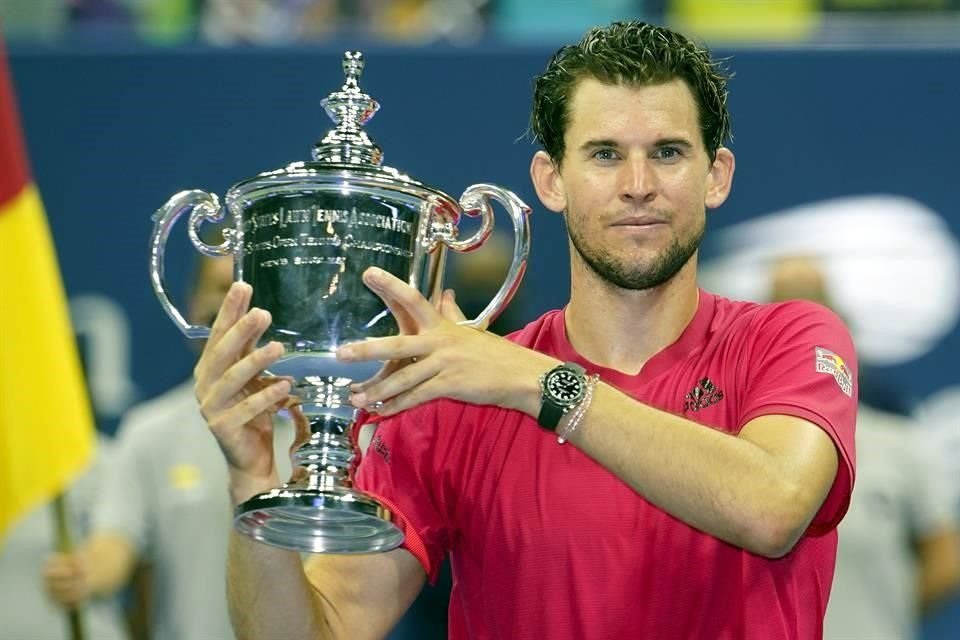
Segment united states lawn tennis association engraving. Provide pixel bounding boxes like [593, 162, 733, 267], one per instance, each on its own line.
[246, 205, 416, 269]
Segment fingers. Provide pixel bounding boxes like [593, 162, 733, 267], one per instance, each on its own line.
[203, 366, 291, 431]
[195, 308, 275, 400]
[348, 361, 396, 394]
[349, 358, 440, 409]
[362, 377, 442, 417]
[381, 283, 420, 336]
[364, 267, 441, 331]
[244, 374, 298, 412]
[336, 335, 428, 364]
[43, 553, 88, 607]
[366, 272, 421, 336]
[206, 282, 252, 350]
[439, 289, 468, 323]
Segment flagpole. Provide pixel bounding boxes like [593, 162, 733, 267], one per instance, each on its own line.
[52, 493, 86, 640]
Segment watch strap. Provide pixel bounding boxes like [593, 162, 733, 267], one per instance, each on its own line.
[537, 362, 587, 431]
[537, 400, 566, 431]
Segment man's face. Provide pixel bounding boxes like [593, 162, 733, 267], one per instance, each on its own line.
[547, 77, 730, 291]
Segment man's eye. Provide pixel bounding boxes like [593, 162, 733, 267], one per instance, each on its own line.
[654, 147, 681, 160]
[592, 149, 618, 161]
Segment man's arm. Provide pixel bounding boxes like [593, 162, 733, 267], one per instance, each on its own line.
[351, 346, 839, 558]
[917, 527, 960, 611]
[550, 385, 839, 558]
[194, 281, 430, 639]
[226, 527, 425, 640]
[44, 532, 138, 607]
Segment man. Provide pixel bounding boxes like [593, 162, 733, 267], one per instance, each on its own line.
[768, 255, 960, 640]
[1, 440, 128, 640]
[44, 256, 293, 640]
[194, 22, 857, 639]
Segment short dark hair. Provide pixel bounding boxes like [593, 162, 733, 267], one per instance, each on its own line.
[530, 21, 732, 165]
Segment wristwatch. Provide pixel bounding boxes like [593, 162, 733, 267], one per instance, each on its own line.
[537, 362, 587, 430]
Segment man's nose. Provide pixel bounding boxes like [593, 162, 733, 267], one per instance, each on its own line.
[619, 157, 657, 204]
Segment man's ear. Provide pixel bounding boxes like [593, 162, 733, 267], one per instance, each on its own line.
[530, 150, 567, 213]
[705, 147, 735, 209]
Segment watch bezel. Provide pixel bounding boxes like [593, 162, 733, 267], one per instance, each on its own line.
[543, 367, 587, 406]
[537, 362, 588, 430]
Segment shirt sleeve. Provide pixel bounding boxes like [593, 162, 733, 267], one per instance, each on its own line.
[91, 415, 150, 554]
[738, 301, 858, 535]
[55, 434, 108, 542]
[352, 400, 464, 584]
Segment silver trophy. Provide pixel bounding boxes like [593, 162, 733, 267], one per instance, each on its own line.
[149, 52, 531, 554]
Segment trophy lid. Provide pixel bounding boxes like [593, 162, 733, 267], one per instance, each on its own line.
[227, 50, 460, 218]
[312, 51, 383, 166]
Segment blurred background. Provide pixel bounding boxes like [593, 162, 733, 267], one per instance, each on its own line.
[3, 1, 960, 639]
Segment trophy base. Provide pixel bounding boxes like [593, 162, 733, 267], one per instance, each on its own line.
[234, 485, 404, 554]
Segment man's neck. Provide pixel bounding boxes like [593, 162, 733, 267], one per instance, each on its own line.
[564, 258, 700, 375]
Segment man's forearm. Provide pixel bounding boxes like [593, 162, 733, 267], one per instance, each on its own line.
[84, 533, 137, 597]
[918, 528, 960, 611]
[561, 384, 835, 557]
[227, 532, 331, 640]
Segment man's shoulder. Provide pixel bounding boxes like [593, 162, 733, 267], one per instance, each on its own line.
[707, 292, 849, 341]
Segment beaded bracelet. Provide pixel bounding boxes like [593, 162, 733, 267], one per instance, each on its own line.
[557, 374, 600, 444]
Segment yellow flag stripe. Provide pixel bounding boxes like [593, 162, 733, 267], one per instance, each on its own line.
[0, 184, 95, 538]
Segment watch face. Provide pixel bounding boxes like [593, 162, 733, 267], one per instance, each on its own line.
[547, 369, 585, 404]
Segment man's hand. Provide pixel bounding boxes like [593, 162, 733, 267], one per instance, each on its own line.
[43, 552, 92, 608]
[193, 282, 292, 505]
[335, 267, 557, 417]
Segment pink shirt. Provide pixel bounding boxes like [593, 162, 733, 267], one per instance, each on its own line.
[354, 291, 858, 639]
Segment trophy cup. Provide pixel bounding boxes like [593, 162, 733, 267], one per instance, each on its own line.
[149, 52, 531, 554]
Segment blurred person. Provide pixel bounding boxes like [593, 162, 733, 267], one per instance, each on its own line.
[201, 0, 489, 45]
[67, 0, 135, 32]
[918, 385, 960, 516]
[769, 254, 960, 640]
[196, 21, 859, 639]
[823, 1, 960, 12]
[129, 0, 197, 43]
[668, 0, 820, 43]
[0, 0, 69, 41]
[492, 0, 646, 41]
[915, 384, 960, 639]
[448, 230, 528, 336]
[44, 255, 294, 640]
[201, 0, 339, 45]
[1, 439, 129, 640]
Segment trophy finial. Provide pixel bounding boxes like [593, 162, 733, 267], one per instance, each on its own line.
[314, 50, 382, 165]
[343, 52, 364, 88]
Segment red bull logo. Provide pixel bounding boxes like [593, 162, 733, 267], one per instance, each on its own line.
[815, 347, 854, 397]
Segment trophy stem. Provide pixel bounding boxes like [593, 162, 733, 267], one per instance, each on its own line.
[232, 379, 403, 554]
[294, 413, 356, 488]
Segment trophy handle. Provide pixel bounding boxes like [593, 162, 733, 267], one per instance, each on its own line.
[446, 184, 531, 329]
[149, 189, 238, 339]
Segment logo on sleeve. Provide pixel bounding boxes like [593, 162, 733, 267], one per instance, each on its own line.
[815, 347, 853, 397]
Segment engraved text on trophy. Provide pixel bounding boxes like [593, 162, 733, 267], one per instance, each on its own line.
[241, 195, 419, 351]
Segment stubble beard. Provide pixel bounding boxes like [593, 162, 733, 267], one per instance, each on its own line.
[566, 212, 705, 292]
